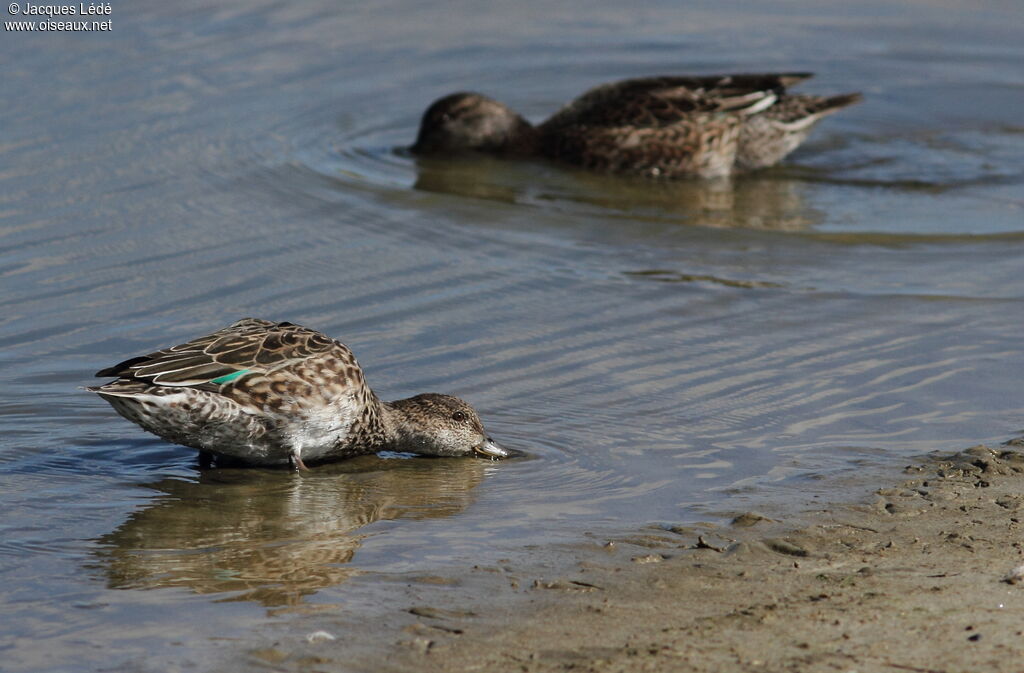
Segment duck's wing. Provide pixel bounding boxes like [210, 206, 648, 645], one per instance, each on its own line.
[95, 318, 350, 392]
[542, 73, 815, 129]
[734, 90, 862, 170]
[756, 91, 863, 126]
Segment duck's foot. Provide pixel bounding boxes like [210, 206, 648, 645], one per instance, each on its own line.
[289, 451, 309, 471]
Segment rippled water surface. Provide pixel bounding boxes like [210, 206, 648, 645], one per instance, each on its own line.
[3, 0, 1023, 670]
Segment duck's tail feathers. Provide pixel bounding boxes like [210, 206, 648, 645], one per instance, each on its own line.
[777, 72, 815, 88]
[820, 92, 863, 113]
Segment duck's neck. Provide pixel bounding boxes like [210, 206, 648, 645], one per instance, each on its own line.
[374, 398, 404, 450]
[334, 391, 393, 453]
[503, 117, 540, 155]
[357, 394, 421, 453]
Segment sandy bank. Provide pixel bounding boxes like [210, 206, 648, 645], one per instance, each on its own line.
[238, 441, 1024, 673]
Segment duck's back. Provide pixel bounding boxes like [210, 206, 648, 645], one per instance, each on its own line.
[536, 73, 856, 178]
[92, 319, 381, 463]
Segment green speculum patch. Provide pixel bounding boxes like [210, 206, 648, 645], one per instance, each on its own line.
[210, 369, 251, 385]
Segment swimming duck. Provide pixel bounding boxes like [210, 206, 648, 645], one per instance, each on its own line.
[412, 72, 861, 178]
[90, 318, 508, 469]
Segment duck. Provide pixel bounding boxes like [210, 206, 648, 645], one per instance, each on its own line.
[411, 72, 861, 178]
[89, 318, 508, 469]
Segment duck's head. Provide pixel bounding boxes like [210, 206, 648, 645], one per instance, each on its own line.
[411, 92, 533, 155]
[389, 393, 508, 459]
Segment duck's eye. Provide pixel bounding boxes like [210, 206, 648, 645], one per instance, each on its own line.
[451, 411, 467, 423]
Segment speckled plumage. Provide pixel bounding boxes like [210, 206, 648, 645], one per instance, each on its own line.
[90, 319, 507, 468]
[412, 73, 861, 178]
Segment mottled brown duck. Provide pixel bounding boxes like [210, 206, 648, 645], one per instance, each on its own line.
[90, 318, 507, 469]
[412, 72, 861, 178]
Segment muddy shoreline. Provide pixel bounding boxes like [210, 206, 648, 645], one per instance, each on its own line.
[231, 442, 1024, 673]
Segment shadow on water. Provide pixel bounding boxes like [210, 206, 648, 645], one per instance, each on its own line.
[89, 456, 487, 609]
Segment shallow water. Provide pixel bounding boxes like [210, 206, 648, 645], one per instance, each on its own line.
[2, 0, 1024, 670]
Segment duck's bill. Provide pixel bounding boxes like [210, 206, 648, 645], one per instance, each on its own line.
[474, 438, 510, 459]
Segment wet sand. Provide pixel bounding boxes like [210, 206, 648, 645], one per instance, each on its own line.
[238, 441, 1024, 673]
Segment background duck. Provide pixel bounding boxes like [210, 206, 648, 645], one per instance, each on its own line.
[90, 318, 508, 469]
[412, 72, 861, 178]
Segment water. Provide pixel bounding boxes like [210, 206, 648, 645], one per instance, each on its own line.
[2, 0, 1023, 670]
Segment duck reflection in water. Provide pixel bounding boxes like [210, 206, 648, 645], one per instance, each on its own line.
[411, 157, 826, 232]
[91, 456, 488, 608]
